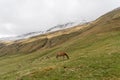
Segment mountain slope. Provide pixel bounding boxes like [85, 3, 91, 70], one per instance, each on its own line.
[0, 23, 88, 56]
[0, 22, 80, 41]
[0, 8, 120, 80]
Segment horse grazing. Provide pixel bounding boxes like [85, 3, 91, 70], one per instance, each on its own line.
[56, 52, 69, 59]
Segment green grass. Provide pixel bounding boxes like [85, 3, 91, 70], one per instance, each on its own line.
[0, 30, 120, 80]
[0, 9, 120, 80]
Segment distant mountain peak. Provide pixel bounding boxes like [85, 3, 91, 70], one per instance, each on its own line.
[114, 7, 120, 10]
[46, 22, 74, 32]
[0, 21, 85, 41]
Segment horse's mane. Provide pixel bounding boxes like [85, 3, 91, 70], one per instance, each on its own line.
[65, 53, 69, 59]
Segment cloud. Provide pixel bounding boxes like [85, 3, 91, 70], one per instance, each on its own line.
[0, 0, 120, 37]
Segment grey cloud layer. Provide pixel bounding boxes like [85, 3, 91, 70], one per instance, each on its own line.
[0, 0, 120, 37]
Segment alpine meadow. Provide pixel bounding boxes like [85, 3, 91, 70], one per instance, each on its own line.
[0, 7, 120, 80]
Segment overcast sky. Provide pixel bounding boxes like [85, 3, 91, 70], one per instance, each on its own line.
[0, 0, 120, 37]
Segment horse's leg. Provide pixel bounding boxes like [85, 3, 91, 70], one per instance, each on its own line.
[63, 55, 65, 60]
[56, 55, 58, 59]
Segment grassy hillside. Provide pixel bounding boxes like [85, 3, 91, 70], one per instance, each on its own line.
[0, 24, 88, 55]
[0, 8, 120, 80]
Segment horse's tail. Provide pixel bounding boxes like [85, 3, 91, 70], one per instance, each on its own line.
[65, 53, 69, 59]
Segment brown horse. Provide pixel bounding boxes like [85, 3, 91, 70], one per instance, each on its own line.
[56, 52, 69, 59]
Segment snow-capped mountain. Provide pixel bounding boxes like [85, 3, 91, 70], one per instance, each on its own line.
[0, 21, 86, 41]
[16, 31, 44, 39]
[0, 31, 44, 41]
[45, 21, 86, 32]
[46, 22, 74, 32]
